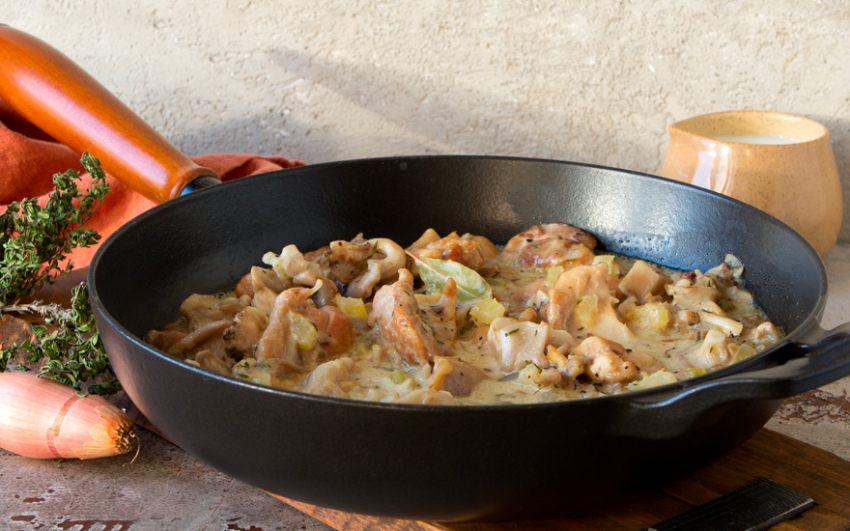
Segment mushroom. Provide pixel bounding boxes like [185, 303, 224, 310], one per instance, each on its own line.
[346, 238, 406, 298]
[263, 245, 338, 306]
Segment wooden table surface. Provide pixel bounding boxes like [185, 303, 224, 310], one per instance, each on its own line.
[1, 244, 849, 531]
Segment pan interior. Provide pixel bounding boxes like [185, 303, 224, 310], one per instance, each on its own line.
[91, 156, 825, 353]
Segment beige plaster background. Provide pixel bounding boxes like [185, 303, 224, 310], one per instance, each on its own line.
[6, 1, 850, 243]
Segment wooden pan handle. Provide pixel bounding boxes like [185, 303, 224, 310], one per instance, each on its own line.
[0, 25, 220, 204]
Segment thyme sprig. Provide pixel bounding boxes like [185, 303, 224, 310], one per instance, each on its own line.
[0, 152, 109, 304]
[2, 284, 119, 395]
[0, 153, 118, 395]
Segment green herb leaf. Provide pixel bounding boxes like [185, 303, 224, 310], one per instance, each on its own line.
[407, 253, 492, 305]
[0, 152, 109, 305]
[0, 154, 118, 395]
[1, 283, 120, 395]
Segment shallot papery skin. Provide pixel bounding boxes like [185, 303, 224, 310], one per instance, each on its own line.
[0, 372, 136, 459]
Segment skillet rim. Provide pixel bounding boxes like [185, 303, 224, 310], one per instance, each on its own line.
[87, 154, 830, 412]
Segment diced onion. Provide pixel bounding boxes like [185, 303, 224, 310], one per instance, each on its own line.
[686, 368, 706, 378]
[573, 295, 598, 327]
[517, 363, 542, 385]
[627, 303, 670, 330]
[732, 343, 758, 364]
[253, 373, 272, 386]
[290, 312, 318, 350]
[335, 294, 367, 318]
[546, 265, 565, 286]
[470, 298, 506, 325]
[626, 370, 678, 391]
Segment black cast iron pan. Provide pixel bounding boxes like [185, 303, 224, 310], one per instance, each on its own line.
[3, 27, 850, 522]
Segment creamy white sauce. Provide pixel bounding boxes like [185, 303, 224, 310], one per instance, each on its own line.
[154, 233, 780, 406]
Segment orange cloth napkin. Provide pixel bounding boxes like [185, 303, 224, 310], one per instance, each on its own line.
[0, 98, 307, 268]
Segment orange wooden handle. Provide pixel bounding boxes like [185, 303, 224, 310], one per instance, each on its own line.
[0, 25, 219, 204]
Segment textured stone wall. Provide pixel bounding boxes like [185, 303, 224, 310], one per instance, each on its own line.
[7, 1, 850, 242]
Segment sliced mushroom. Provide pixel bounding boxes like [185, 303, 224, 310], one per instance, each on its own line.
[347, 238, 406, 299]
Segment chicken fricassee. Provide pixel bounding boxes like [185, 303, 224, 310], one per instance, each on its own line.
[146, 223, 782, 405]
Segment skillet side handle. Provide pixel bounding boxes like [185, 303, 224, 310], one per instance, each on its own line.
[612, 323, 850, 440]
[0, 25, 220, 203]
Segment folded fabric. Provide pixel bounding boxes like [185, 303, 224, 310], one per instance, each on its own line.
[0, 98, 307, 268]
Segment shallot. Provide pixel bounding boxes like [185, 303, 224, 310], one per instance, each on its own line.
[0, 371, 136, 459]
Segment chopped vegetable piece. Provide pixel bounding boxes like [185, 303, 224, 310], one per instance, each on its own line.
[290, 313, 318, 350]
[517, 363, 541, 385]
[626, 370, 678, 391]
[470, 298, 506, 325]
[335, 294, 367, 318]
[732, 343, 758, 364]
[627, 303, 670, 330]
[253, 372, 272, 386]
[546, 265, 565, 286]
[573, 294, 599, 327]
[591, 255, 621, 277]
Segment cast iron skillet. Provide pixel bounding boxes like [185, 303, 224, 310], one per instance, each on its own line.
[3, 27, 850, 521]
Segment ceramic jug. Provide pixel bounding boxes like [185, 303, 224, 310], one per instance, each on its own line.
[661, 110, 842, 258]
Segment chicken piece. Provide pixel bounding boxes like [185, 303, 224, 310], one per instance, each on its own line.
[573, 336, 638, 385]
[465, 234, 499, 261]
[235, 272, 255, 298]
[508, 278, 548, 306]
[547, 264, 634, 347]
[416, 277, 458, 346]
[427, 356, 487, 396]
[254, 289, 306, 366]
[254, 284, 352, 370]
[501, 223, 596, 268]
[308, 305, 354, 357]
[487, 317, 549, 373]
[618, 260, 671, 304]
[223, 306, 269, 360]
[370, 268, 443, 366]
[407, 231, 487, 270]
